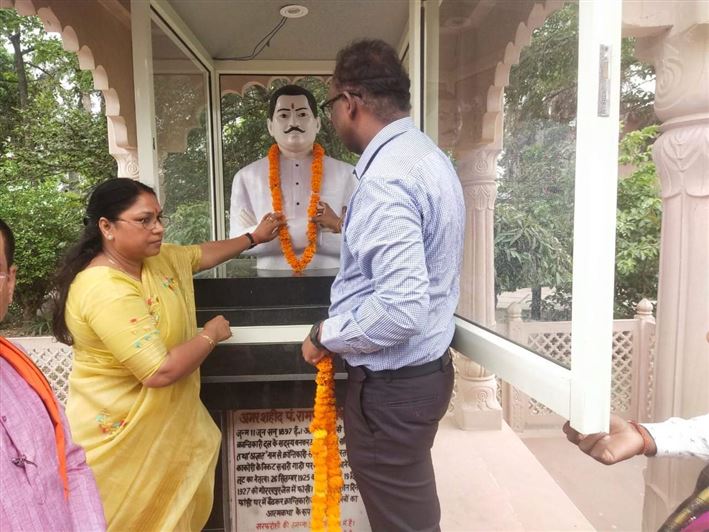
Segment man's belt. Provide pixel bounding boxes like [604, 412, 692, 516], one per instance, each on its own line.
[348, 349, 452, 380]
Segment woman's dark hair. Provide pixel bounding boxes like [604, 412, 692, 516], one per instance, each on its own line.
[333, 39, 411, 121]
[52, 178, 156, 345]
[268, 84, 318, 119]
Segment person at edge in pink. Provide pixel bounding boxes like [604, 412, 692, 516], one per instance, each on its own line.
[0, 217, 106, 531]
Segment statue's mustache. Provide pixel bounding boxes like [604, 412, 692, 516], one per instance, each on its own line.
[284, 126, 305, 133]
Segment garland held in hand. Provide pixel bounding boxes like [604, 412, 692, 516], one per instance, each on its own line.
[309, 356, 343, 531]
[268, 143, 324, 273]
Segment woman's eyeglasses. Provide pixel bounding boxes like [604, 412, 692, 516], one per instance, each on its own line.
[116, 214, 169, 231]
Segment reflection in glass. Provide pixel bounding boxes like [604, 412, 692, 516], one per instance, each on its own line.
[151, 20, 211, 245]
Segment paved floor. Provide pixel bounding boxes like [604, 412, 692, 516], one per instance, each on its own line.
[522, 435, 646, 532]
[433, 416, 595, 531]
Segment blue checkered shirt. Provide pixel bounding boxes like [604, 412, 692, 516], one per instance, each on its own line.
[320, 117, 465, 371]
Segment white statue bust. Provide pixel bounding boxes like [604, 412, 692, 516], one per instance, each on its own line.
[229, 85, 356, 272]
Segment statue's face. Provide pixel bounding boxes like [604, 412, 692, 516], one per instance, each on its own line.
[267, 94, 321, 156]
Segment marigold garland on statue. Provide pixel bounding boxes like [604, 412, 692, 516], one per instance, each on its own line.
[268, 143, 324, 273]
[309, 356, 343, 531]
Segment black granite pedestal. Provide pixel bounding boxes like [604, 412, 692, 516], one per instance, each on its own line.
[194, 268, 344, 531]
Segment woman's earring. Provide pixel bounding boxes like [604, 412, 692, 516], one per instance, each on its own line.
[107, 235, 114, 241]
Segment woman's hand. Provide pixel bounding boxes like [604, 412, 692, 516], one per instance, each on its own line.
[311, 201, 344, 233]
[252, 212, 286, 244]
[144, 315, 232, 388]
[203, 315, 232, 343]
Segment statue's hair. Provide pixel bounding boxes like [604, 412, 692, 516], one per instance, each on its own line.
[268, 84, 318, 119]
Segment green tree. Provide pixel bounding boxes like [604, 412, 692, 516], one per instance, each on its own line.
[614, 126, 661, 317]
[1, 12, 115, 333]
[498, 3, 658, 320]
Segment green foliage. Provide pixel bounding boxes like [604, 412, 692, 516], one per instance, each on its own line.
[165, 200, 211, 245]
[498, 3, 659, 320]
[1, 12, 115, 334]
[0, 178, 83, 321]
[614, 126, 661, 317]
[495, 204, 572, 292]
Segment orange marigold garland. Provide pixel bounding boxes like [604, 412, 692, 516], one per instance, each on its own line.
[309, 356, 343, 531]
[268, 143, 324, 273]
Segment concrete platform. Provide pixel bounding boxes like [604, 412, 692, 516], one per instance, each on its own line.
[522, 435, 646, 532]
[433, 416, 595, 531]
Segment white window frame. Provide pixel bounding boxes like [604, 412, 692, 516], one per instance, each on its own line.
[131, 0, 220, 240]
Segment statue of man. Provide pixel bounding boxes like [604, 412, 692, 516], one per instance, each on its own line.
[229, 85, 356, 271]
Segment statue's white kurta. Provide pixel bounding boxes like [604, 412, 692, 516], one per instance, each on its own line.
[229, 153, 356, 270]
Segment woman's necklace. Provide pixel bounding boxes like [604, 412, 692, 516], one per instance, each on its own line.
[104, 253, 141, 280]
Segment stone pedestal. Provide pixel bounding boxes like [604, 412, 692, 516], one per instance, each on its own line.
[194, 270, 351, 531]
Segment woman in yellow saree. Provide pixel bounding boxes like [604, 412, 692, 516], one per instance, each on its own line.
[51, 178, 284, 531]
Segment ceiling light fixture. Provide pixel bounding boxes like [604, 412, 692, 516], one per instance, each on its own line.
[280, 4, 308, 19]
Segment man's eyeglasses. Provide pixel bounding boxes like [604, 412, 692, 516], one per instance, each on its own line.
[0, 272, 9, 283]
[116, 214, 169, 231]
[320, 91, 361, 118]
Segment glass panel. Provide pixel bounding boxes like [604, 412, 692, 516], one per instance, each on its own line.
[218, 74, 356, 278]
[433, 1, 580, 367]
[151, 19, 212, 245]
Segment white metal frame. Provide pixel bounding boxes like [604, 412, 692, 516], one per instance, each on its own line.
[567, 0, 622, 433]
[136, 0, 621, 434]
[130, 0, 159, 190]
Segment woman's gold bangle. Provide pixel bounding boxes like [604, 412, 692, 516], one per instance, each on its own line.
[199, 333, 215, 348]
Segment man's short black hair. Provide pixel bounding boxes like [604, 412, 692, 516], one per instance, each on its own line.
[0, 218, 15, 267]
[333, 39, 411, 121]
[268, 84, 318, 119]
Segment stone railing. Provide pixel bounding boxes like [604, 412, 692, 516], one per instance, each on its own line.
[10, 335, 74, 405]
[497, 299, 656, 434]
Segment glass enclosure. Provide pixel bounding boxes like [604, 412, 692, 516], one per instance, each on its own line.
[217, 74, 356, 277]
[151, 18, 213, 245]
[426, 1, 580, 367]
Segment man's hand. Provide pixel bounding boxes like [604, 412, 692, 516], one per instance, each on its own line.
[562, 414, 654, 465]
[302, 334, 329, 366]
[311, 201, 343, 233]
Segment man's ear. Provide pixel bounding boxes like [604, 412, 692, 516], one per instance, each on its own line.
[314, 116, 322, 134]
[345, 94, 358, 119]
[267, 118, 274, 137]
[7, 264, 16, 307]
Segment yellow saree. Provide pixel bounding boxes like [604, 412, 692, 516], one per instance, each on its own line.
[65, 244, 220, 531]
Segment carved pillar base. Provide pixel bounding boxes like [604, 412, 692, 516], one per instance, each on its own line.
[452, 352, 502, 431]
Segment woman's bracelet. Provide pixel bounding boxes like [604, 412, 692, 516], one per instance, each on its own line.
[198, 333, 215, 349]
